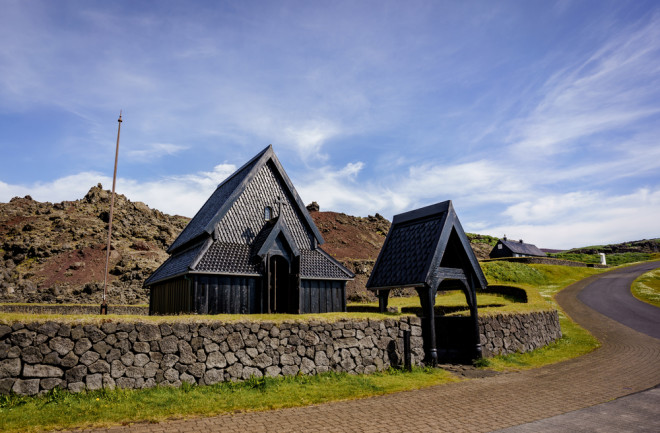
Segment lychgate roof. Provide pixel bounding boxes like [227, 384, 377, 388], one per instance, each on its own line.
[145, 145, 354, 286]
[366, 201, 486, 291]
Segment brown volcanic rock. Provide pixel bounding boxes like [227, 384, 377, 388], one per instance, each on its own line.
[0, 185, 189, 305]
[310, 211, 391, 302]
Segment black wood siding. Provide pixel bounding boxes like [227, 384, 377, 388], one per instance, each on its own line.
[193, 275, 262, 314]
[299, 279, 346, 313]
[149, 277, 193, 315]
[151, 275, 346, 315]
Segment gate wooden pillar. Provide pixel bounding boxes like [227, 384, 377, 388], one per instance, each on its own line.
[378, 289, 390, 313]
[416, 285, 438, 366]
[464, 274, 483, 359]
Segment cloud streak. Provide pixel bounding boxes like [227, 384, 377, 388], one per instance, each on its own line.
[508, 13, 660, 156]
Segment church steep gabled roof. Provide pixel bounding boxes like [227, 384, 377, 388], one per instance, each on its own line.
[167, 145, 324, 254]
[145, 145, 353, 287]
[366, 201, 486, 291]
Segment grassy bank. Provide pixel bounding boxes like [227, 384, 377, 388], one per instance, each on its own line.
[631, 268, 660, 308]
[0, 368, 458, 433]
[477, 261, 604, 371]
[547, 251, 658, 266]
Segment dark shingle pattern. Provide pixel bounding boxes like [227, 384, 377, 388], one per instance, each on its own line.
[194, 242, 261, 275]
[145, 242, 206, 284]
[368, 215, 445, 288]
[301, 249, 354, 279]
[168, 158, 257, 252]
[501, 240, 546, 257]
[216, 161, 314, 250]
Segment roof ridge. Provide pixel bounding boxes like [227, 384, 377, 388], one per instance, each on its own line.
[166, 145, 271, 254]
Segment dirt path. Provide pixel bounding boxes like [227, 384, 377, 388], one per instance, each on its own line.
[64, 263, 660, 433]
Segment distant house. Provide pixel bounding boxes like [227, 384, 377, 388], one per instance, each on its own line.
[489, 237, 546, 259]
[145, 145, 354, 315]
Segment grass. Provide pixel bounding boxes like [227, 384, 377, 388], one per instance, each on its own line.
[466, 233, 499, 246]
[547, 251, 653, 266]
[477, 312, 600, 371]
[631, 268, 660, 308]
[475, 261, 605, 371]
[0, 310, 408, 326]
[0, 368, 458, 433]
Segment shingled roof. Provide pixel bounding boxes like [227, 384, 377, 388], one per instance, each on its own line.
[366, 201, 486, 291]
[494, 239, 546, 257]
[168, 145, 324, 254]
[145, 145, 354, 286]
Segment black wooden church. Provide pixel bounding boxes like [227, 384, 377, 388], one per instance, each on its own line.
[145, 145, 354, 315]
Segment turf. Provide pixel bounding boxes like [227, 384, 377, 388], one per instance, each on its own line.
[630, 268, 660, 308]
[0, 368, 458, 433]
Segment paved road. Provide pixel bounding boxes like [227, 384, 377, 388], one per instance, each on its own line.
[493, 385, 660, 433]
[497, 261, 660, 432]
[578, 260, 660, 339]
[65, 263, 660, 433]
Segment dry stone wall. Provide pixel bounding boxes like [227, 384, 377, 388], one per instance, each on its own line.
[0, 310, 562, 396]
[0, 317, 424, 396]
[479, 310, 561, 357]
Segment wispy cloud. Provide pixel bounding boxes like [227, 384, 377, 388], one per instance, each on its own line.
[508, 13, 660, 156]
[125, 143, 188, 162]
[482, 188, 660, 249]
[283, 120, 339, 162]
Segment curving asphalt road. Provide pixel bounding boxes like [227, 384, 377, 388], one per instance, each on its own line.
[578, 260, 660, 339]
[496, 261, 660, 432]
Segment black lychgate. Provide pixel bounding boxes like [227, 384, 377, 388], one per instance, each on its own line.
[366, 201, 487, 363]
[145, 145, 354, 315]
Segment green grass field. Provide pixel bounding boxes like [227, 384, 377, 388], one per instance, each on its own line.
[631, 268, 660, 308]
[547, 251, 654, 266]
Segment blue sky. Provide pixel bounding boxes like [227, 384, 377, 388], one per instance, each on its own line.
[1, 0, 658, 249]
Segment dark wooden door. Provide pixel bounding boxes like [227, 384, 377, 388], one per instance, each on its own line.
[269, 255, 291, 313]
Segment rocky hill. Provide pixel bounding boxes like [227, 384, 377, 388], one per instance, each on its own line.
[0, 185, 189, 305]
[0, 188, 499, 305]
[566, 239, 660, 255]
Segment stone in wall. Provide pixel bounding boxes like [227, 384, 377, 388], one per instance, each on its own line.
[478, 310, 561, 357]
[0, 317, 424, 395]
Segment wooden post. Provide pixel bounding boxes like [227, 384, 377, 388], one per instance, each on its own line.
[266, 255, 271, 314]
[416, 285, 437, 366]
[378, 289, 390, 313]
[467, 276, 483, 360]
[101, 111, 122, 315]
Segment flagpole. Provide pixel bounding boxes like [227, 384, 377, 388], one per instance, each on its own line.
[101, 110, 122, 315]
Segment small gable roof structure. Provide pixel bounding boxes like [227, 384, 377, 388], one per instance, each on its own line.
[367, 201, 486, 292]
[489, 238, 546, 259]
[145, 145, 354, 315]
[366, 201, 486, 362]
